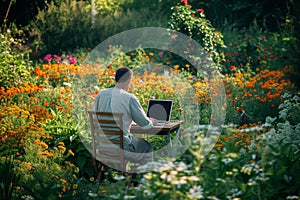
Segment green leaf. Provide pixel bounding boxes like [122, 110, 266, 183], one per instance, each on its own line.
[77, 155, 87, 171]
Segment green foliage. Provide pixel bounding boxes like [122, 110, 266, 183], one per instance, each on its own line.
[34, 0, 91, 54]
[91, 0, 134, 15]
[219, 20, 297, 74]
[42, 109, 78, 137]
[263, 93, 300, 198]
[189, 0, 295, 31]
[0, 23, 33, 89]
[0, 155, 20, 200]
[34, 0, 168, 54]
[168, 3, 225, 65]
[41, 109, 95, 177]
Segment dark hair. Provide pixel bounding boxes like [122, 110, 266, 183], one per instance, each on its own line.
[115, 67, 132, 83]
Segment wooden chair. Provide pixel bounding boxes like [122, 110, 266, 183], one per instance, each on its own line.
[87, 111, 137, 191]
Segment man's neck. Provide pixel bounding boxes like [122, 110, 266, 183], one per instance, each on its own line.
[115, 84, 127, 91]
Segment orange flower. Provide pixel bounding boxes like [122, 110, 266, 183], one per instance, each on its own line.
[230, 65, 237, 71]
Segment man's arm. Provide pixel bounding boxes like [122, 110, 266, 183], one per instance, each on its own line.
[129, 96, 154, 130]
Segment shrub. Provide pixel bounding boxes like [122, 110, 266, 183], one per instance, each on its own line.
[34, 0, 169, 54]
[0, 24, 33, 89]
[219, 21, 296, 74]
[168, 2, 225, 66]
[34, 0, 91, 54]
[263, 93, 300, 198]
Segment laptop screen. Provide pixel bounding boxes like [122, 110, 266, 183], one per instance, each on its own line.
[146, 99, 173, 122]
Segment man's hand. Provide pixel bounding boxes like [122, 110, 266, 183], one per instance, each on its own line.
[150, 117, 158, 125]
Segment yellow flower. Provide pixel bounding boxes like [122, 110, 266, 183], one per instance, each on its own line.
[58, 145, 66, 153]
[68, 149, 75, 156]
[58, 142, 65, 146]
[60, 179, 67, 184]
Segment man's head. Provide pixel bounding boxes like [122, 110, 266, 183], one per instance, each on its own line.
[115, 67, 133, 90]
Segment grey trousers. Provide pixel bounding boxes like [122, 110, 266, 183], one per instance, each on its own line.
[126, 136, 153, 165]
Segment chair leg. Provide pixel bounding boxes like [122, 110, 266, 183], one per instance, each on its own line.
[125, 173, 135, 195]
[97, 164, 106, 182]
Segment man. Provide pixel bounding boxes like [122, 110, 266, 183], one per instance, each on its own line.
[93, 67, 156, 165]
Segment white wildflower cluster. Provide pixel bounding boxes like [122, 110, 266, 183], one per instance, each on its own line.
[221, 123, 237, 128]
[248, 172, 271, 186]
[286, 195, 299, 199]
[264, 94, 300, 160]
[63, 82, 72, 87]
[221, 158, 233, 164]
[233, 124, 265, 133]
[155, 161, 199, 186]
[141, 160, 201, 198]
[186, 124, 208, 137]
[226, 188, 242, 199]
[113, 174, 126, 181]
[188, 185, 204, 199]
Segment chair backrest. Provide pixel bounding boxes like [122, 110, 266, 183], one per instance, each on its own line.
[87, 111, 126, 170]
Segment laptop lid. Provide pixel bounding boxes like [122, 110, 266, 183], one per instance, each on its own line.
[146, 99, 173, 122]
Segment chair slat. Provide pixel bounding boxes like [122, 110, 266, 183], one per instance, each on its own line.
[92, 118, 121, 125]
[94, 129, 122, 135]
[96, 147, 122, 153]
[95, 154, 123, 164]
[94, 138, 120, 144]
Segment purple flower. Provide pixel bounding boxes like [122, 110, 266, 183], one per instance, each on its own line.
[158, 51, 163, 58]
[33, 50, 41, 57]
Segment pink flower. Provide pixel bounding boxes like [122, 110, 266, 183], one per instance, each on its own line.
[54, 54, 61, 61]
[44, 54, 52, 62]
[158, 51, 163, 58]
[68, 56, 77, 64]
[181, 0, 188, 5]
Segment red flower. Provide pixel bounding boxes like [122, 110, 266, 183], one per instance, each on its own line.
[230, 65, 237, 71]
[231, 100, 237, 104]
[237, 107, 243, 112]
[181, 0, 188, 5]
[198, 8, 204, 13]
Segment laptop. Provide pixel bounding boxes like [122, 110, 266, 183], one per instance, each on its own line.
[146, 99, 173, 125]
